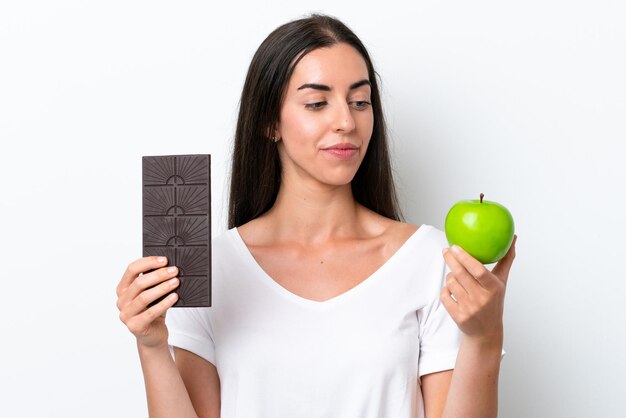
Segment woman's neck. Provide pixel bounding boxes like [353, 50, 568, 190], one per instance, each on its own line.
[260, 180, 366, 245]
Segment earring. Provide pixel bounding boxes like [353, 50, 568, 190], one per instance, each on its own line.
[271, 136, 279, 143]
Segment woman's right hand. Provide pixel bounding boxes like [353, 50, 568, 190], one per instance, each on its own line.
[116, 256, 180, 349]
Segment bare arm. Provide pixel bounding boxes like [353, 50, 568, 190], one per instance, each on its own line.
[441, 335, 502, 417]
[421, 370, 452, 418]
[174, 348, 221, 418]
[116, 256, 203, 418]
[138, 343, 199, 418]
[421, 335, 502, 418]
[422, 235, 516, 418]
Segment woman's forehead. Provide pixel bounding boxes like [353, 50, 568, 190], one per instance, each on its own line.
[287, 44, 370, 90]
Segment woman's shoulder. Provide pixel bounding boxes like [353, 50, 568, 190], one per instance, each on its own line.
[358, 205, 417, 239]
[361, 207, 445, 251]
[210, 227, 241, 257]
[381, 220, 419, 245]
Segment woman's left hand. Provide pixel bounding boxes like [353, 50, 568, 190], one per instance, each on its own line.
[440, 235, 517, 340]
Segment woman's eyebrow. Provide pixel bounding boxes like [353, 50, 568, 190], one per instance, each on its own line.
[297, 79, 371, 91]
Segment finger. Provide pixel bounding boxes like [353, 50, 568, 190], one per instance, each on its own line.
[446, 277, 469, 303]
[443, 248, 484, 291]
[125, 292, 179, 336]
[445, 271, 468, 297]
[492, 234, 517, 284]
[121, 277, 180, 320]
[117, 256, 168, 296]
[440, 286, 460, 317]
[117, 265, 178, 311]
[446, 246, 494, 289]
[134, 292, 179, 329]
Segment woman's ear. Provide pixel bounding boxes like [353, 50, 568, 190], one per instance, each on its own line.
[265, 123, 281, 142]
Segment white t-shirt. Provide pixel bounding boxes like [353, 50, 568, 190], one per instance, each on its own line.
[166, 224, 462, 418]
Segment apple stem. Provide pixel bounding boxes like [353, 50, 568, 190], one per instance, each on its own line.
[480, 193, 484, 203]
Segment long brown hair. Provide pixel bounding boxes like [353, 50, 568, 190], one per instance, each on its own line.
[228, 13, 402, 229]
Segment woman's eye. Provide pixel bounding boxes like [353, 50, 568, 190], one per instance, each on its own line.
[304, 100, 370, 111]
[305, 101, 327, 110]
[352, 100, 371, 110]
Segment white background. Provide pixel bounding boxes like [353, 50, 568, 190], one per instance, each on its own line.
[1, 1, 625, 417]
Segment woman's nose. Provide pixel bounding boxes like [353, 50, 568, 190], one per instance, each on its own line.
[332, 103, 356, 133]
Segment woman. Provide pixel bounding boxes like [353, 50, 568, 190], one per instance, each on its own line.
[116, 13, 516, 418]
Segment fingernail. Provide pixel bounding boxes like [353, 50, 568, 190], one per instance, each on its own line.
[451, 245, 461, 253]
[167, 266, 177, 273]
[157, 257, 166, 263]
[442, 248, 449, 255]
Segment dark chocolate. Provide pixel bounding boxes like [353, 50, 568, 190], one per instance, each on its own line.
[142, 155, 211, 307]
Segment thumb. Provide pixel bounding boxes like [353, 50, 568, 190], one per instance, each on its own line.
[492, 234, 517, 284]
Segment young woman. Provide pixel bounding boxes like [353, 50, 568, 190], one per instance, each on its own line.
[116, 14, 516, 418]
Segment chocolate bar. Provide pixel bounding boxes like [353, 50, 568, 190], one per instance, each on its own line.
[142, 154, 211, 307]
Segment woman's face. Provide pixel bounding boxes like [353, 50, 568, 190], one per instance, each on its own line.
[275, 43, 374, 190]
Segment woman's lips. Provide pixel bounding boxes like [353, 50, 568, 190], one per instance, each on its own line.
[322, 148, 358, 159]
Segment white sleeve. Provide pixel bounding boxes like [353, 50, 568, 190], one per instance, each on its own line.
[417, 262, 462, 378]
[165, 307, 216, 365]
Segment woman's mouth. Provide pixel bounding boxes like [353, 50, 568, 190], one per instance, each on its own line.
[323, 149, 358, 159]
[321, 143, 359, 160]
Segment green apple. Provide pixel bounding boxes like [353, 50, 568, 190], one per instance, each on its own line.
[445, 193, 515, 264]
